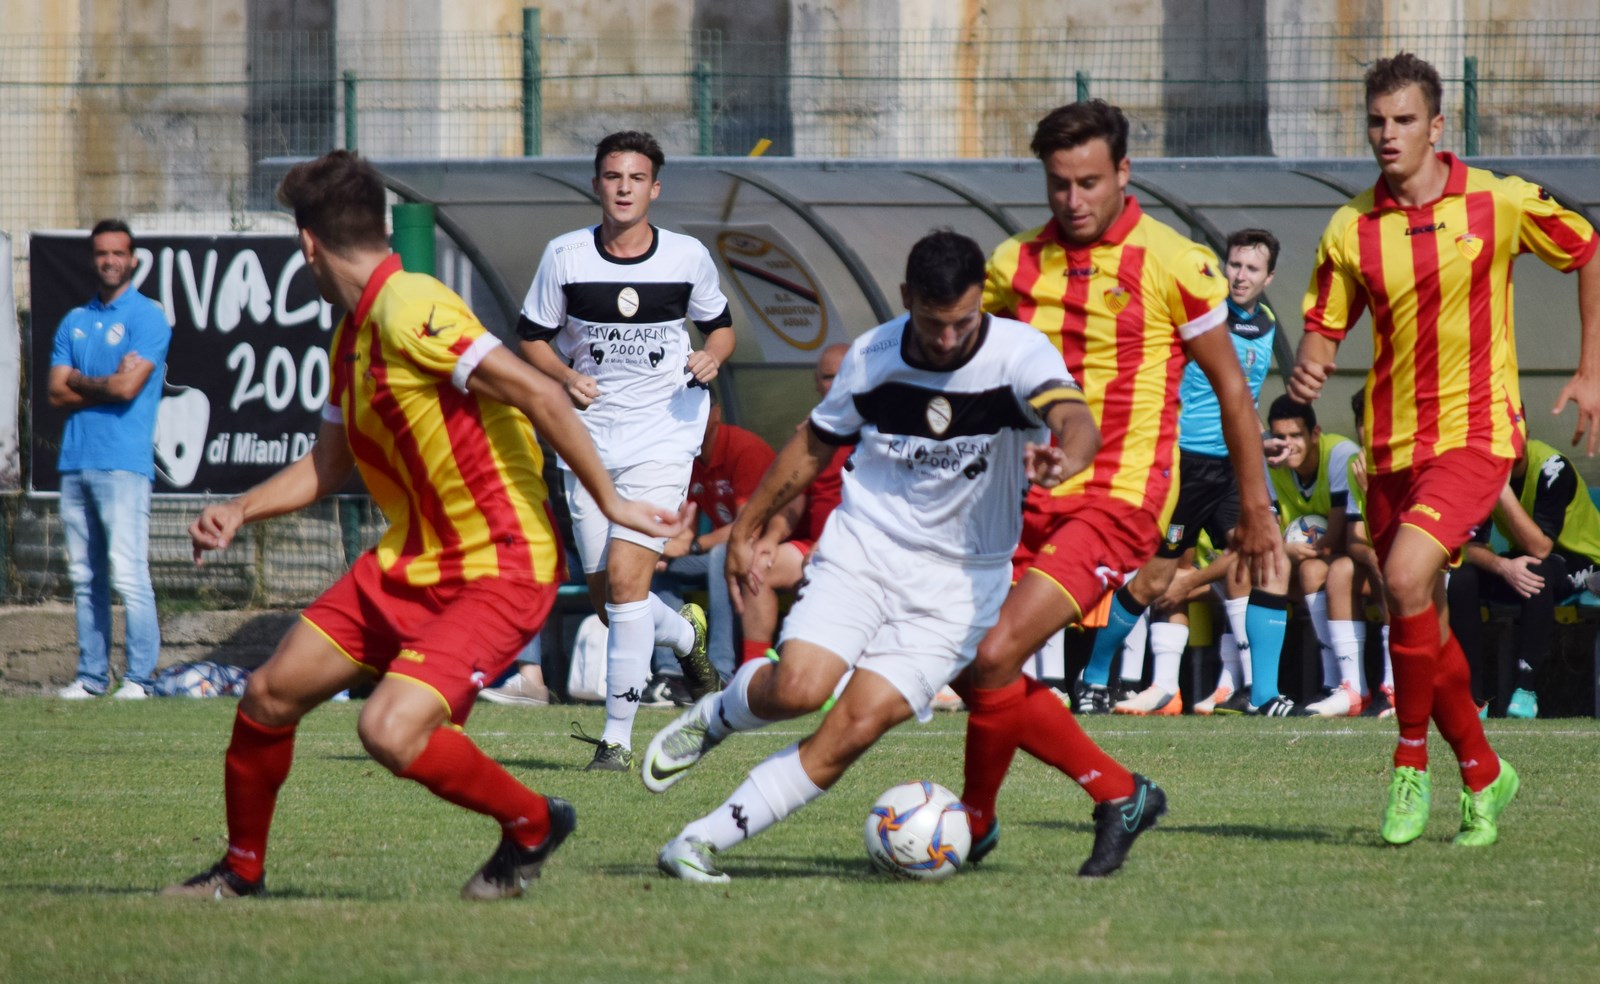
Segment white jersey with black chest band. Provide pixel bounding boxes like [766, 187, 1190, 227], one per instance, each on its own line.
[811, 313, 1082, 565]
[521, 224, 732, 470]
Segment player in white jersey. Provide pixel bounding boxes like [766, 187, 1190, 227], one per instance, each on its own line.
[517, 131, 735, 770]
[638, 230, 1102, 882]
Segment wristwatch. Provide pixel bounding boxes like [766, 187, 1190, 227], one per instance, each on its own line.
[689, 537, 705, 556]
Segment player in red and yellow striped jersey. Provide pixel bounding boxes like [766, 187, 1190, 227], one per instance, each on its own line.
[1291, 52, 1600, 848]
[165, 151, 688, 902]
[955, 101, 1283, 877]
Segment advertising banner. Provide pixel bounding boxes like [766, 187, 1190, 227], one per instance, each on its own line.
[29, 232, 339, 494]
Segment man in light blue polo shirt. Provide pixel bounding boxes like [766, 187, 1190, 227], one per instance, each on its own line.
[49, 219, 170, 699]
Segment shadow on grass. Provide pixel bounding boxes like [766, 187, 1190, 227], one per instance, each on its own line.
[1020, 816, 1373, 845]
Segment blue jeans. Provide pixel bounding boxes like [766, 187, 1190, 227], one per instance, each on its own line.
[652, 542, 737, 683]
[59, 470, 160, 689]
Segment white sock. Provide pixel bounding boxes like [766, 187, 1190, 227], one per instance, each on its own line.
[650, 593, 694, 654]
[1150, 621, 1188, 695]
[1224, 595, 1250, 648]
[1303, 591, 1335, 688]
[601, 600, 653, 748]
[1120, 611, 1150, 683]
[1218, 633, 1241, 692]
[707, 657, 777, 739]
[1381, 624, 1393, 688]
[1329, 620, 1366, 693]
[681, 743, 824, 852]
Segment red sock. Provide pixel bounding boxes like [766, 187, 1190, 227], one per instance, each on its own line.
[1388, 607, 1439, 772]
[399, 727, 551, 849]
[223, 710, 296, 883]
[1431, 631, 1501, 791]
[960, 678, 1025, 836]
[740, 639, 771, 666]
[1013, 677, 1134, 803]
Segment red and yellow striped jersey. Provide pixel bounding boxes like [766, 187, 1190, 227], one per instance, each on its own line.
[1303, 153, 1598, 474]
[328, 253, 563, 587]
[985, 197, 1229, 516]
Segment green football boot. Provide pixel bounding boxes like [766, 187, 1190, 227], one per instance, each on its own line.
[1380, 766, 1432, 845]
[1454, 758, 1520, 847]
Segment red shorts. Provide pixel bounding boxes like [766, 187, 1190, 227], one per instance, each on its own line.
[1012, 495, 1163, 620]
[301, 552, 555, 727]
[1365, 448, 1511, 565]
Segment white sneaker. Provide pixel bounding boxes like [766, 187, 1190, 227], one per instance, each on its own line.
[1301, 681, 1365, 717]
[657, 835, 730, 883]
[58, 680, 102, 700]
[1193, 685, 1232, 715]
[641, 693, 724, 793]
[1112, 685, 1183, 716]
[111, 681, 148, 700]
[478, 671, 549, 706]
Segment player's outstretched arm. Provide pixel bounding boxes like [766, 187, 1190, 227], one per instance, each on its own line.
[725, 424, 832, 605]
[469, 344, 688, 539]
[190, 417, 355, 564]
[1188, 322, 1283, 584]
[1552, 255, 1600, 454]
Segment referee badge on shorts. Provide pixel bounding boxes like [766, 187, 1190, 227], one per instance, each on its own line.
[1455, 233, 1483, 261]
[926, 396, 953, 436]
[1103, 287, 1130, 314]
[1165, 523, 1185, 546]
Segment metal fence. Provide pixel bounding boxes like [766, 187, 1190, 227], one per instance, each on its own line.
[1, 494, 387, 608]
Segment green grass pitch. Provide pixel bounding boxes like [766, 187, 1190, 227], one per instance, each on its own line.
[2, 698, 1597, 983]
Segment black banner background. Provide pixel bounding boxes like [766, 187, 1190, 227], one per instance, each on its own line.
[29, 233, 356, 494]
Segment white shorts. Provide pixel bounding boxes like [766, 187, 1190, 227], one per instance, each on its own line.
[779, 510, 1009, 722]
[563, 460, 692, 575]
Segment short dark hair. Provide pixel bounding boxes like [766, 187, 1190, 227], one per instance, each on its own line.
[1349, 387, 1365, 422]
[1225, 228, 1281, 272]
[90, 218, 133, 249]
[904, 230, 985, 306]
[276, 150, 389, 255]
[1365, 52, 1442, 120]
[594, 131, 665, 178]
[1031, 100, 1129, 165]
[1268, 393, 1317, 432]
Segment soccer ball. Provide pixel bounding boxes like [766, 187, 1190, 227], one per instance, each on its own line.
[863, 781, 971, 881]
[1284, 513, 1328, 546]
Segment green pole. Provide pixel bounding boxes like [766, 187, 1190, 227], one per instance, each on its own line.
[1075, 70, 1090, 102]
[1463, 56, 1479, 157]
[391, 203, 437, 276]
[522, 7, 542, 156]
[695, 61, 713, 156]
[343, 70, 357, 151]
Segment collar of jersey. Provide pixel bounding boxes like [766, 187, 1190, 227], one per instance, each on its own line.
[353, 253, 404, 327]
[1372, 152, 1467, 212]
[591, 224, 659, 265]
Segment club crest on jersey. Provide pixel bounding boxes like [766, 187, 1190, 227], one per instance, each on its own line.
[925, 396, 953, 436]
[617, 286, 640, 318]
[1455, 232, 1483, 261]
[1103, 287, 1130, 314]
[106, 322, 126, 345]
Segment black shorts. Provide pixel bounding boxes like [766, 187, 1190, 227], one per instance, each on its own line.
[1156, 451, 1240, 559]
